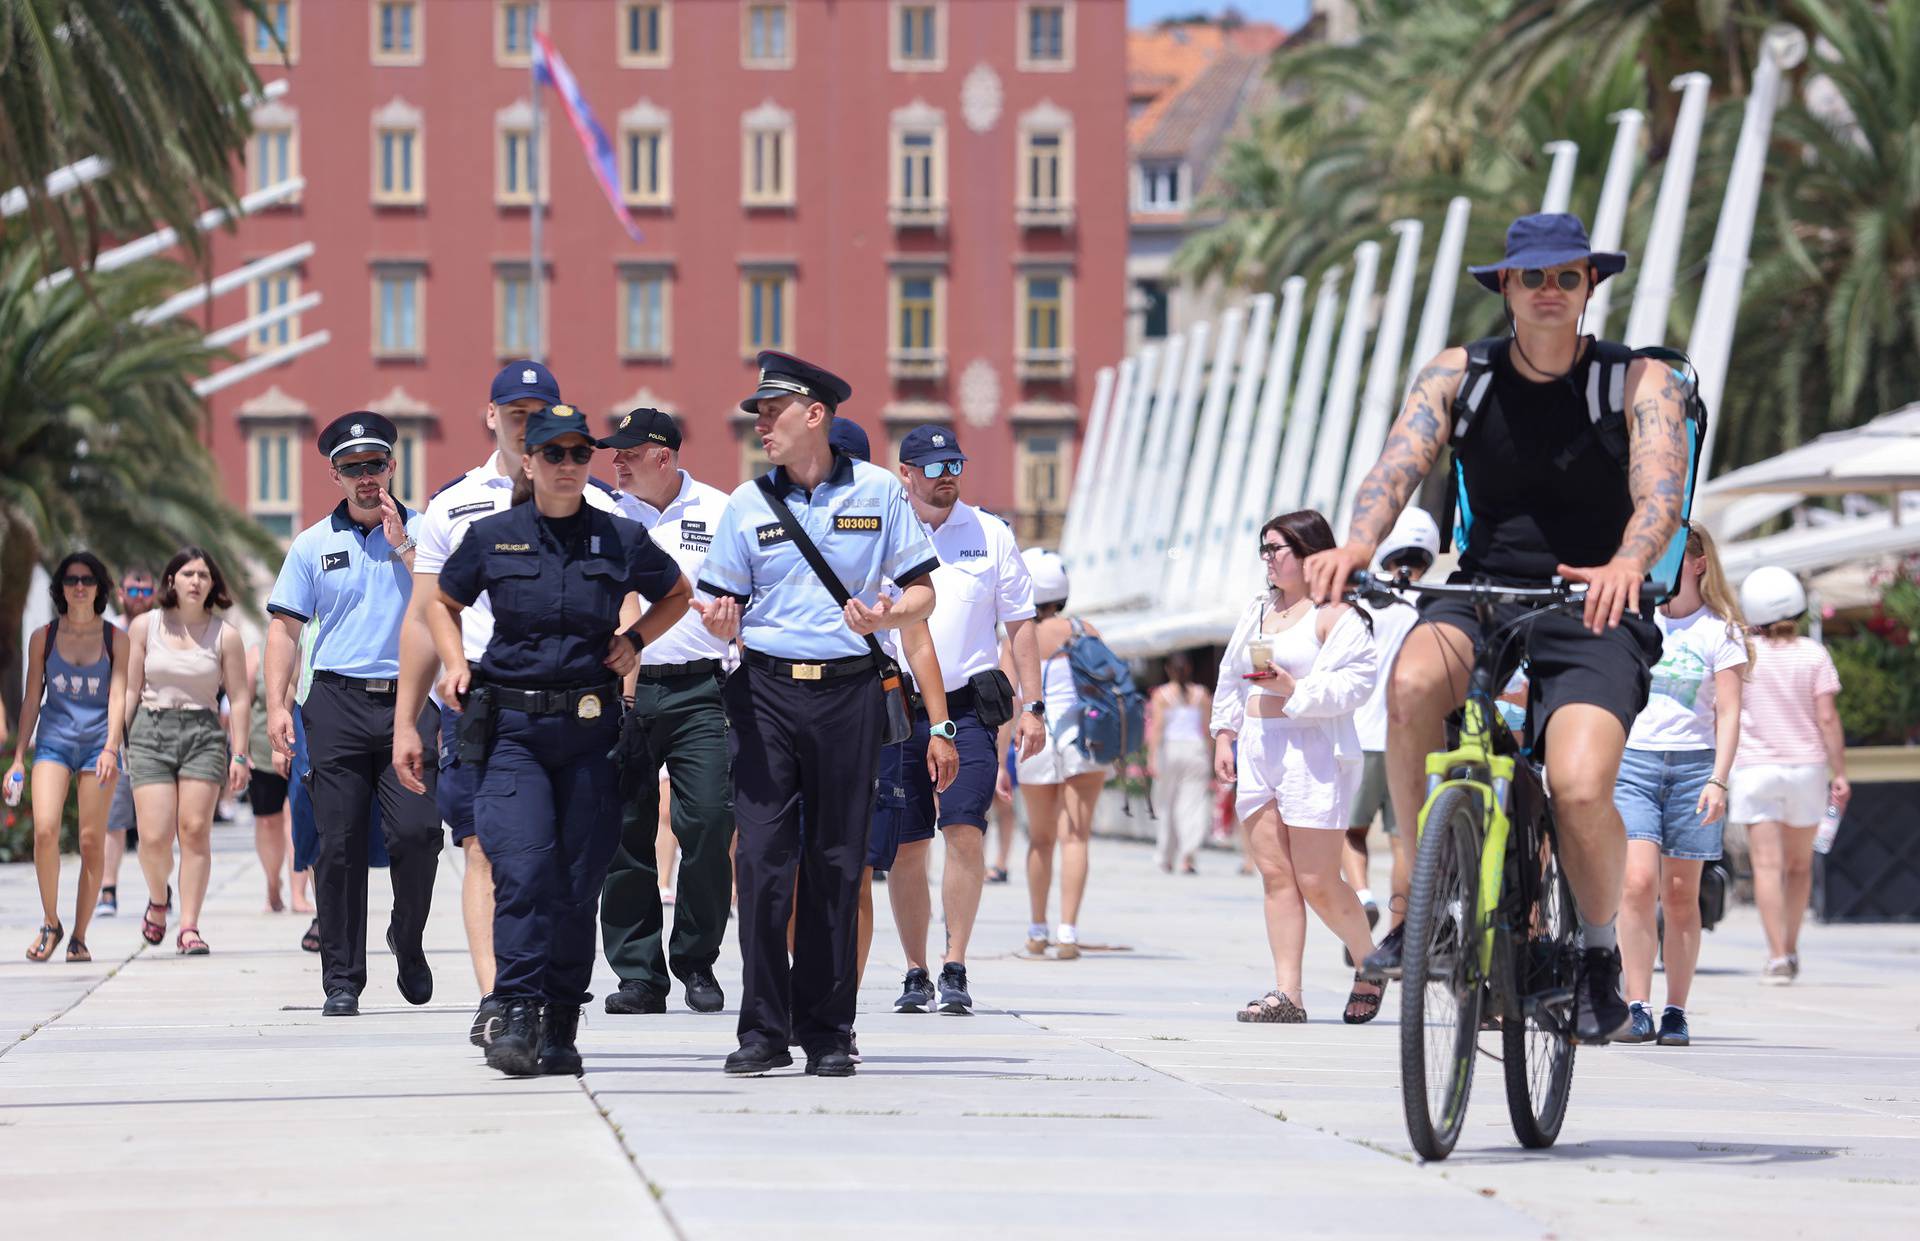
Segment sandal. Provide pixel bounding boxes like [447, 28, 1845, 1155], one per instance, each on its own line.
[26, 921, 64, 962]
[1236, 989, 1307, 1023]
[301, 917, 321, 953]
[1344, 973, 1386, 1025]
[140, 884, 172, 946]
[66, 939, 91, 964]
[176, 927, 209, 956]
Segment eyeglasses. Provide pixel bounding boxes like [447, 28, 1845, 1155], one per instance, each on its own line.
[538, 444, 596, 465]
[335, 457, 391, 478]
[920, 461, 964, 480]
[124, 585, 153, 598]
[1258, 542, 1288, 560]
[62, 574, 97, 587]
[1518, 268, 1586, 292]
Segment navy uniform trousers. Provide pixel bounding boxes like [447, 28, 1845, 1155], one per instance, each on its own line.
[726, 663, 886, 1054]
[474, 707, 623, 1004]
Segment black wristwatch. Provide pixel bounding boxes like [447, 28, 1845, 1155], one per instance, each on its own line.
[622, 631, 644, 654]
[1025, 701, 1047, 717]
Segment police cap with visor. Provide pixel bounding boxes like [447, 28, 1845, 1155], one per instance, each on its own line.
[318, 411, 397, 460]
[522, 404, 595, 448]
[739, 350, 853, 413]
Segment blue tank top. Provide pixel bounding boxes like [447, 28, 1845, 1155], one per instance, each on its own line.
[36, 622, 113, 750]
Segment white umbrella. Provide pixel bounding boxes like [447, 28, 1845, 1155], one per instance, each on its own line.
[1700, 404, 1920, 498]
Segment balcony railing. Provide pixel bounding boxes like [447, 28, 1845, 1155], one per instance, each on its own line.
[888, 198, 948, 229]
[1014, 347, 1073, 380]
[1015, 199, 1074, 229]
[888, 346, 947, 380]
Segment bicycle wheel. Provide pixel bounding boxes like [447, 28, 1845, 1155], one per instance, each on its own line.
[1502, 828, 1578, 1148]
[1399, 785, 1485, 1161]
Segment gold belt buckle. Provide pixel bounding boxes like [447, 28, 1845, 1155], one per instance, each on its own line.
[576, 692, 603, 720]
[791, 662, 823, 681]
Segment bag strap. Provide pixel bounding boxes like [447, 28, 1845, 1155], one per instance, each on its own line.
[41, 616, 57, 686]
[754, 476, 891, 668]
[1447, 337, 1504, 447]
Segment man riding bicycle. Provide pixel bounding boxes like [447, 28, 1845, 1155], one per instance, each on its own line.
[1304, 213, 1692, 1045]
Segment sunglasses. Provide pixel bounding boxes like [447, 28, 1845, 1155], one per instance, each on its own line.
[62, 574, 97, 587]
[919, 461, 964, 480]
[1517, 268, 1587, 291]
[538, 444, 596, 465]
[335, 457, 391, 478]
[1258, 542, 1289, 560]
[125, 585, 154, 598]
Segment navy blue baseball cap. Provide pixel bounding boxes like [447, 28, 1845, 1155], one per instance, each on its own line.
[740, 350, 853, 414]
[318, 411, 396, 459]
[523, 403, 595, 449]
[827, 417, 871, 462]
[492, 359, 561, 405]
[1469, 213, 1626, 293]
[898, 425, 966, 467]
[601, 407, 682, 451]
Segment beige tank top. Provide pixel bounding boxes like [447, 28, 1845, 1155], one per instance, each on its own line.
[141, 612, 225, 712]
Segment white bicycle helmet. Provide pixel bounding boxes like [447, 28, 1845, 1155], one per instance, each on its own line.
[1738, 565, 1807, 627]
[1023, 548, 1070, 606]
[1372, 507, 1442, 572]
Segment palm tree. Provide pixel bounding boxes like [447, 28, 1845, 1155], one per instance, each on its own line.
[0, 241, 281, 714]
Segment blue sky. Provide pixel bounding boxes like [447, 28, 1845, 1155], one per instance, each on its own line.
[1127, 0, 1313, 29]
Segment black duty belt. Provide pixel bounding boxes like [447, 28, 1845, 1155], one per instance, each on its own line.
[902, 678, 974, 716]
[743, 650, 875, 682]
[637, 659, 724, 681]
[314, 670, 396, 695]
[487, 681, 620, 720]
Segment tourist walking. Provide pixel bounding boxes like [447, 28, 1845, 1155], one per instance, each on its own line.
[98, 566, 155, 918]
[1148, 652, 1213, 875]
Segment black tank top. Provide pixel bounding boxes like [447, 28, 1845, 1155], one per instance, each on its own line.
[1454, 339, 1634, 584]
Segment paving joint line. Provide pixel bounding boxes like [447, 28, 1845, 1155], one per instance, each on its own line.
[577, 1072, 691, 1240]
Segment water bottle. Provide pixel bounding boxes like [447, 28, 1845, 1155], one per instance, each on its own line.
[3, 769, 22, 808]
[1813, 799, 1843, 855]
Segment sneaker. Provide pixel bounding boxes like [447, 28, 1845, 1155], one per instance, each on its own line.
[469, 992, 504, 1047]
[1621, 1002, 1657, 1044]
[937, 963, 973, 1015]
[894, 967, 935, 1013]
[485, 999, 543, 1077]
[1573, 948, 1632, 1045]
[604, 981, 667, 1014]
[1359, 923, 1404, 980]
[1761, 957, 1795, 986]
[986, 867, 1010, 884]
[1787, 953, 1800, 979]
[96, 886, 117, 917]
[1657, 1006, 1690, 1047]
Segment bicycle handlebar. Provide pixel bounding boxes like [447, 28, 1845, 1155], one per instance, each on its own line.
[1341, 570, 1668, 610]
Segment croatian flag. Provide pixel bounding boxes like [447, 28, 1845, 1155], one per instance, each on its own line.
[533, 31, 644, 243]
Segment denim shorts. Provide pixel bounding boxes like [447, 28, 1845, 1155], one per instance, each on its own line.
[33, 732, 105, 774]
[1616, 747, 1722, 860]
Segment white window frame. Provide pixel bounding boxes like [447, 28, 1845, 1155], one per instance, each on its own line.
[371, 0, 422, 65]
[371, 98, 425, 206]
[888, 100, 947, 228]
[740, 266, 794, 357]
[1015, 269, 1073, 379]
[496, 1, 540, 66]
[889, 2, 945, 72]
[495, 99, 546, 206]
[742, 2, 793, 69]
[741, 101, 795, 207]
[247, 0, 299, 66]
[1135, 160, 1188, 212]
[371, 263, 426, 359]
[247, 269, 301, 354]
[1017, 2, 1073, 72]
[1016, 101, 1074, 227]
[888, 269, 946, 379]
[618, 0, 671, 68]
[618, 263, 673, 361]
[494, 265, 544, 360]
[618, 100, 672, 207]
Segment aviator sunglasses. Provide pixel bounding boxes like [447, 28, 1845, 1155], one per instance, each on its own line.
[1517, 268, 1587, 291]
[539, 444, 596, 465]
[335, 457, 392, 478]
[919, 461, 964, 479]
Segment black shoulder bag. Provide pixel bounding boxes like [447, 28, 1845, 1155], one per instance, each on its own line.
[754, 478, 914, 745]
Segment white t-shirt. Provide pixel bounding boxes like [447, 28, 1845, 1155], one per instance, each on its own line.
[610, 470, 730, 666]
[880, 501, 1035, 691]
[1627, 607, 1749, 752]
[1353, 599, 1420, 752]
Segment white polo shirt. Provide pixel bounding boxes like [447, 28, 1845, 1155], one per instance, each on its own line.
[884, 500, 1035, 691]
[611, 470, 732, 666]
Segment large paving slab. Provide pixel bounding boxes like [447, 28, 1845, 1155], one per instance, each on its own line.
[1, 818, 1914, 1239]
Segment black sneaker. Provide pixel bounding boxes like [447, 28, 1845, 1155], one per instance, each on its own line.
[485, 999, 543, 1077]
[469, 992, 504, 1047]
[1621, 1002, 1657, 1044]
[1359, 923, 1404, 980]
[937, 963, 973, 1015]
[1573, 948, 1632, 1045]
[894, 967, 935, 1013]
[1657, 1006, 1690, 1047]
[538, 1004, 583, 1077]
[680, 967, 724, 1014]
[604, 981, 667, 1014]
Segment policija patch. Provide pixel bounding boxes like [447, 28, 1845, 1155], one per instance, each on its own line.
[755, 522, 791, 547]
[833, 515, 882, 533]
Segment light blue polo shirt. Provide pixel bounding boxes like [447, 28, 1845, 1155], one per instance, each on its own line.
[701, 453, 938, 660]
[267, 499, 422, 679]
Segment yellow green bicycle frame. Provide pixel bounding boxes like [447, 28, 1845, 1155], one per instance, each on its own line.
[1413, 696, 1516, 976]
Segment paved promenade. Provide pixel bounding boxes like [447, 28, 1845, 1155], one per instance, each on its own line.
[2, 821, 1915, 1240]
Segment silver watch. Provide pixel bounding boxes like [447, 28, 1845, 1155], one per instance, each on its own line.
[391, 536, 418, 556]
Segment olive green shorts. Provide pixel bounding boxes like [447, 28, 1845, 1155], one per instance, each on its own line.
[126, 707, 228, 787]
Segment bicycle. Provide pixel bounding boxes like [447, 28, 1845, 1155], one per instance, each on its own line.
[1344, 570, 1654, 1162]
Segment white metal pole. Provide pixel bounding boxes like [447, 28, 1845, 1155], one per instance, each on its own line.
[192, 330, 332, 397]
[1089, 343, 1165, 604]
[202, 291, 321, 349]
[135, 242, 316, 325]
[1269, 270, 1344, 518]
[1162, 307, 1245, 595]
[1540, 140, 1580, 213]
[1178, 294, 1273, 600]
[1623, 73, 1712, 349]
[36, 178, 306, 291]
[1583, 109, 1645, 339]
[1058, 364, 1118, 564]
[1691, 27, 1806, 478]
[1124, 323, 1209, 599]
[1338, 220, 1423, 534]
[1405, 197, 1472, 394]
[1221, 277, 1307, 606]
[1304, 241, 1381, 516]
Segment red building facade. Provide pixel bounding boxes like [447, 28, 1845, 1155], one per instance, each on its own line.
[209, 0, 1126, 546]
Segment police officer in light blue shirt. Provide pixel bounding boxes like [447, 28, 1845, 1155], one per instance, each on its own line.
[699, 351, 956, 1078]
[265, 412, 439, 1018]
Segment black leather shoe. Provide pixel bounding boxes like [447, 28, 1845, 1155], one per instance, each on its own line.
[538, 1004, 584, 1077]
[1573, 947, 1632, 1045]
[322, 991, 358, 1017]
[386, 926, 432, 1006]
[469, 993, 503, 1047]
[805, 1050, 856, 1078]
[680, 967, 724, 1014]
[604, 981, 667, 1014]
[1359, 923, 1404, 980]
[723, 1042, 793, 1076]
[485, 999, 543, 1076]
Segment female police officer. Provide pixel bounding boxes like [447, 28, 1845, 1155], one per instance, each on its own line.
[395, 404, 689, 1077]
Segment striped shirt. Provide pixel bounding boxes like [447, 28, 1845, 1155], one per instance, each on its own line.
[1734, 637, 1841, 768]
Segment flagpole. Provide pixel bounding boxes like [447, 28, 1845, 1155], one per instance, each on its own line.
[529, 34, 545, 363]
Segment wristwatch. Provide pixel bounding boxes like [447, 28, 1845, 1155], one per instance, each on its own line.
[928, 719, 958, 741]
[1024, 701, 1047, 717]
[391, 536, 418, 556]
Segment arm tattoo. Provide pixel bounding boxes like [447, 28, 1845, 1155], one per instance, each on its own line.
[1347, 363, 1461, 547]
[1617, 367, 1690, 571]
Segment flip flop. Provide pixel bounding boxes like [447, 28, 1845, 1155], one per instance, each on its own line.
[26, 921, 64, 962]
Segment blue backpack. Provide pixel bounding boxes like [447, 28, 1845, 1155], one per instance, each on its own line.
[1055, 619, 1148, 766]
[1444, 337, 1707, 597]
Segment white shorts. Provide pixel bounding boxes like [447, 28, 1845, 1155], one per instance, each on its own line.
[1234, 715, 1359, 830]
[1016, 724, 1112, 787]
[1728, 762, 1827, 828]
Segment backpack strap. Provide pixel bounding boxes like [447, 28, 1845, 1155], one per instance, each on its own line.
[40, 617, 58, 687]
[1446, 337, 1505, 448]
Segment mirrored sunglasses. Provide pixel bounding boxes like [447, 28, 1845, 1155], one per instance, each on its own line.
[920, 461, 964, 480]
[539, 444, 596, 465]
[1518, 268, 1586, 291]
[124, 585, 154, 598]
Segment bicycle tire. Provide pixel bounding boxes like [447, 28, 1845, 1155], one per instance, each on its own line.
[1501, 832, 1578, 1148]
[1399, 785, 1485, 1161]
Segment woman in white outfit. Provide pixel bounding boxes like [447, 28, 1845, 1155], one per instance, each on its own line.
[1213, 511, 1381, 1023]
[1148, 651, 1213, 874]
[1013, 550, 1110, 960]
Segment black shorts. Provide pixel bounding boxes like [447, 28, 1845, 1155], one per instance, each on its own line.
[1417, 580, 1662, 738]
[249, 770, 289, 817]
